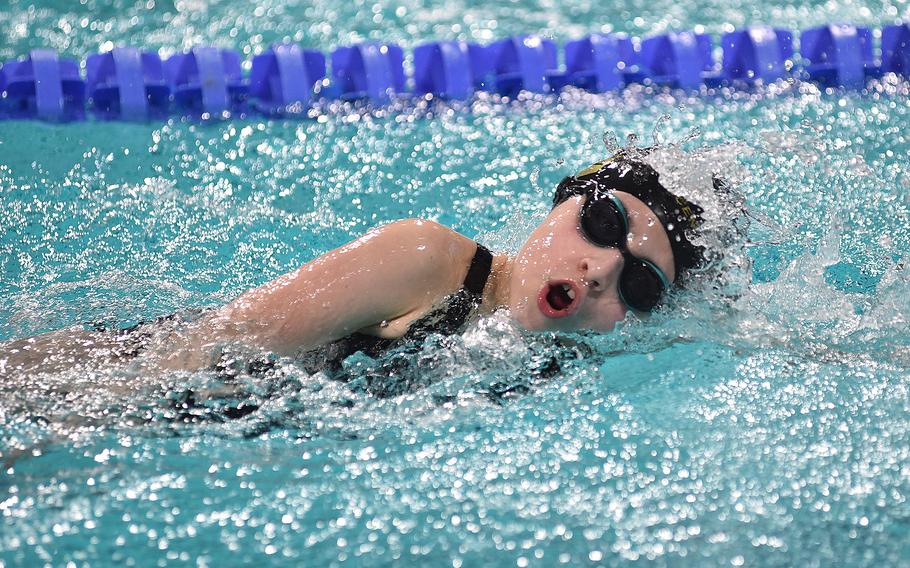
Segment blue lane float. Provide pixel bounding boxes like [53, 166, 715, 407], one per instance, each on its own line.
[478, 35, 561, 96]
[638, 31, 714, 88]
[86, 47, 170, 120]
[561, 34, 639, 92]
[330, 43, 406, 103]
[719, 27, 794, 84]
[1, 22, 909, 122]
[466, 43, 491, 92]
[165, 46, 248, 117]
[413, 41, 474, 100]
[0, 49, 84, 121]
[801, 24, 878, 88]
[881, 23, 910, 76]
[249, 44, 326, 115]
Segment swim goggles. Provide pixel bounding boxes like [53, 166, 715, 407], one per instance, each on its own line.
[578, 191, 672, 312]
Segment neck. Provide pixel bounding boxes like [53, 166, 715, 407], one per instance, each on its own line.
[482, 253, 513, 313]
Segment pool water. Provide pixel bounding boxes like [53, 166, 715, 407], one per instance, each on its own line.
[3, 1, 910, 566]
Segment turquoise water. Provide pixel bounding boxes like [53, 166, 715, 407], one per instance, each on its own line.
[3, 1, 910, 567]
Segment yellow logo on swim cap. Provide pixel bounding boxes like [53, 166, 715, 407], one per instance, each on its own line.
[675, 195, 700, 229]
[575, 152, 621, 177]
[574, 156, 617, 178]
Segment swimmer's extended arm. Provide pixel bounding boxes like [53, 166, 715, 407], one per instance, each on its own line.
[207, 219, 475, 356]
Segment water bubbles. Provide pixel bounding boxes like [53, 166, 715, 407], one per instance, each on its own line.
[529, 166, 540, 190]
[652, 114, 672, 146]
[681, 126, 702, 144]
[601, 131, 620, 153]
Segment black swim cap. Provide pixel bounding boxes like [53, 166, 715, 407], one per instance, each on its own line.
[553, 150, 709, 282]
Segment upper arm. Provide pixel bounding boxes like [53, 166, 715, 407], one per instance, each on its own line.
[218, 219, 471, 355]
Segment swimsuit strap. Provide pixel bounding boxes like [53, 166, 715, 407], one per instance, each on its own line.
[462, 243, 493, 297]
[405, 242, 492, 337]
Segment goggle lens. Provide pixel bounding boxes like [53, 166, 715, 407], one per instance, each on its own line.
[579, 194, 627, 248]
[618, 257, 667, 312]
[578, 192, 670, 312]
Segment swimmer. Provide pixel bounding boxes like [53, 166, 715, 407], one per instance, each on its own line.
[1, 149, 713, 379]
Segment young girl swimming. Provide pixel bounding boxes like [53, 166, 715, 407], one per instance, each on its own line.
[1, 148, 712, 380]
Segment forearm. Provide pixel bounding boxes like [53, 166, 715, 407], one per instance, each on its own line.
[214, 265, 362, 354]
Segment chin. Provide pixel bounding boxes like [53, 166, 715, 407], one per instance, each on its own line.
[510, 305, 576, 333]
[510, 303, 623, 334]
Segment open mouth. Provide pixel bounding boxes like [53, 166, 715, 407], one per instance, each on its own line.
[538, 280, 580, 318]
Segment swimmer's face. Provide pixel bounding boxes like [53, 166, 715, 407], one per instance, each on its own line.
[508, 192, 676, 332]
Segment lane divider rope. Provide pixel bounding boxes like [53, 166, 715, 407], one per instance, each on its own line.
[0, 23, 908, 122]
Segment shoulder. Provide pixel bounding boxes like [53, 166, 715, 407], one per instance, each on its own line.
[373, 218, 467, 244]
[364, 218, 477, 266]
[358, 218, 480, 299]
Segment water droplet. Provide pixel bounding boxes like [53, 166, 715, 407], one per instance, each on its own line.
[681, 127, 702, 143]
[602, 131, 620, 152]
[652, 114, 671, 146]
[380, 320, 389, 328]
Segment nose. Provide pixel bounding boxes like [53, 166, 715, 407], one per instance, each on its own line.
[579, 250, 623, 291]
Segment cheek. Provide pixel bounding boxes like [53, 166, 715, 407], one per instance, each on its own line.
[512, 236, 554, 285]
[520, 230, 556, 257]
[505, 252, 550, 330]
[516, 226, 582, 275]
[507, 275, 541, 327]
